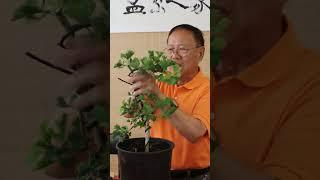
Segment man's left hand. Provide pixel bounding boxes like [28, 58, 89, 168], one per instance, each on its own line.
[128, 72, 162, 97]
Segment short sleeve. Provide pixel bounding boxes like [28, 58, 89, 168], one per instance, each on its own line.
[192, 87, 210, 137]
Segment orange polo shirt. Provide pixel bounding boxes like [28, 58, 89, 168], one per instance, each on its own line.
[214, 21, 320, 179]
[151, 70, 210, 170]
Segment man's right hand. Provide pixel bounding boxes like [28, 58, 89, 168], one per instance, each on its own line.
[53, 36, 108, 111]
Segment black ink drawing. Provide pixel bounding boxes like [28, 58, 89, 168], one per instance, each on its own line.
[124, 0, 147, 14]
[191, 0, 210, 14]
[150, 0, 166, 13]
[123, 0, 209, 15]
[165, 0, 189, 9]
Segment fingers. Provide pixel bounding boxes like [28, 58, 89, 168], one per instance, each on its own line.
[71, 84, 107, 110]
[129, 75, 149, 96]
[55, 44, 108, 111]
[61, 61, 106, 94]
[130, 80, 154, 96]
[132, 88, 147, 97]
[53, 44, 107, 71]
[128, 73, 146, 84]
[127, 73, 159, 96]
[131, 81, 144, 92]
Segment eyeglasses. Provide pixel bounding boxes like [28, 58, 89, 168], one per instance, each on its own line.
[164, 45, 203, 57]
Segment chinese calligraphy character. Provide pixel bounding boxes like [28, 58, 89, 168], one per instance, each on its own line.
[165, 0, 189, 9]
[191, 0, 210, 14]
[123, 0, 146, 14]
[150, 0, 166, 13]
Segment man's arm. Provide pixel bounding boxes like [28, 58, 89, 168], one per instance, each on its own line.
[168, 108, 207, 143]
[157, 93, 208, 143]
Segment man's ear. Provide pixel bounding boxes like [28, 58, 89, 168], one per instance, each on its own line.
[198, 47, 205, 61]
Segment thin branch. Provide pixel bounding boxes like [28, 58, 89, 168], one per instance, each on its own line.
[25, 52, 73, 75]
[117, 77, 132, 85]
[56, 9, 72, 32]
[58, 24, 92, 49]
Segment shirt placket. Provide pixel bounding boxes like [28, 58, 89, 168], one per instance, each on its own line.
[173, 85, 179, 105]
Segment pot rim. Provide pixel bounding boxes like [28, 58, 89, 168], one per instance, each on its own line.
[116, 137, 175, 155]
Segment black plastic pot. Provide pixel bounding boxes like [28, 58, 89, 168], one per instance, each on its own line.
[116, 138, 174, 180]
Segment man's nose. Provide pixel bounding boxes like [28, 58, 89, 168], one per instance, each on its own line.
[170, 51, 181, 60]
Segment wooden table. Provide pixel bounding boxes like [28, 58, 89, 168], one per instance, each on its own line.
[110, 154, 119, 178]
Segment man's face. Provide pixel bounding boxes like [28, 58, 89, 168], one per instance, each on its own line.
[166, 29, 204, 79]
[215, 0, 284, 50]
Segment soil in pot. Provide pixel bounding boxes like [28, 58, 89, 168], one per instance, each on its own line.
[116, 138, 174, 180]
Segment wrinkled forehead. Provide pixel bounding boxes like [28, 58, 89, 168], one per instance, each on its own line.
[167, 29, 198, 46]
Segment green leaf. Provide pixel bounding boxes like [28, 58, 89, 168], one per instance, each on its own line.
[91, 104, 108, 128]
[114, 59, 124, 68]
[39, 121, 56, 144]
[67, 118, 86, 150]
[45, 0, 64, 12]
[130, 57, 140, 69]
[213, 17, 231, 34]
[212, 7, 230, 66]
[63, 0, 96, 24]
[213, 37, 227, 51]
[56, 96, 69, 108]
[137, 95, 144, 101]
[54, 113, 67, 140]
[111, 125, 130, 139]
[162, 105, 177, 118]
[125, 50, 134, 58]
[159, 59, 171, 70]
[27, 144, 44, 170]
[142, 103, 154, 115]
[12, 0, 46, 21]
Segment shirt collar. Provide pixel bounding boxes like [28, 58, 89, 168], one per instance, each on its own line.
[232, 18, 304, 87]
[181, 67, 208, 89]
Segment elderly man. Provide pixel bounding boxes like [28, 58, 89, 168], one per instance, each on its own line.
[128, 24, 210, 180]
[212, 0, 320, 180]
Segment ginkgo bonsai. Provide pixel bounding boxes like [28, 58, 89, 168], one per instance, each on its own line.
[110, 49, 181, 180]
[112, 49, 181, 152]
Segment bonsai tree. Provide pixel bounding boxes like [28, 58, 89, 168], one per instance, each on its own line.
[112, 49, 181, 152]
[12, 0, 110, 179]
